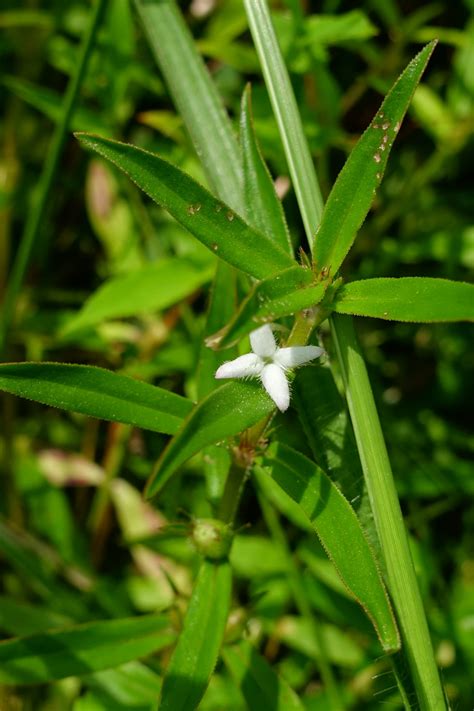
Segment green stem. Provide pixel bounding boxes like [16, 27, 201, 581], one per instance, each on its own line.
[257, 491, 343, 711]
[330, 314, 447, 711]
[217, 463, 248, 525]
[0, 0, 107, 354]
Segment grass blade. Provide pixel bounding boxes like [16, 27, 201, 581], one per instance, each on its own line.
[133, 0, 243, 210]
[244, 0, 324, 248]
[0, 363, 192, 434]
[331, 314, 447, 709]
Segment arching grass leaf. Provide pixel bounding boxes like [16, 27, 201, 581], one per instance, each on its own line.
[76, 134, 295, 280]
[259, 443, 400, 652]
[313, 41, 437, 276]
[332, 277, 474, 322]
[0, 363, 192, 434]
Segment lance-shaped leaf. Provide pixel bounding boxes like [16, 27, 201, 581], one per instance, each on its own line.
[332, 277, 474, 322]
[146, 381, 274, 498]
[222, 639, 305, 711]
[159, 560, 232, 711]
[0, 363, 192, 435]
[207, 266, 328, 349]
[293, 367, 380, 558]
[240, 84, 293, 256]
[76, 134, 295, 280]
[62, 258, 215, 335]
[260, 443, 400, 652]
[313, 41, 436, 276]
[0, 615, 175, 684]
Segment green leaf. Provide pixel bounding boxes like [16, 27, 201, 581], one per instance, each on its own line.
[293, 367, 380, 557]
[0, 363, 192, 435]
[313, 41, 437, 276]
[76, 134, 295, 280]
[332, 277, 474, 322]
[260, 443, 400, 652]
[240, 84, 292, 256]
[305, 10, 378, 46]
[159, 560, 232, 711]
[0, 615, 175, 684]
[207, 266, 327, 349]
[222, 640, 305, 711]
[146, 381, 274, 498]
[62, 258, 215, 335]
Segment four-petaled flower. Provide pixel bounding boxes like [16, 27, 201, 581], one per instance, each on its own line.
[215, 324, 324, 412]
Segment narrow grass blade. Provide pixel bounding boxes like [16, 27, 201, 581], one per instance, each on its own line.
[331, 314, 447, 708]
[313, 42, 437, 276]
[244, 0, 324, 247]
[208, 266, 328, 349]
[333, 277, 474, 322]
[240, 84, 293, 255]
[0, 0, 107, 353]
[159, 560, 232, 711]
[76, 134, 294, 280]
[133, 0, 243, 210]
[222, 639, 305, 711]
[0, 363, 192, 434]
[62, 258, 215, 335]
[0, 615, 175, 684]
[146, 382, 275, 498]
[261, 443, 400, 652]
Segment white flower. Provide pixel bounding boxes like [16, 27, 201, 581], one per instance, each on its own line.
[215, 324, 324, 412]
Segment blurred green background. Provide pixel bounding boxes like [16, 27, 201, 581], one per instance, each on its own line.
[0, 1, 473, 709]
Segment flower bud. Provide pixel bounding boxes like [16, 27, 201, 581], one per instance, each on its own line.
[192, 518, 233, 560]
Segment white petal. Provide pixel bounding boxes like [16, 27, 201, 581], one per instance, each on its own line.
[274, 345, 325, 369]
[260, 363, 290, 412]
[215, 353, 263, 380]
[250, 325, 277, 358]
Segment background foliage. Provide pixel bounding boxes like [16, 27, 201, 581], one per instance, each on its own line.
[0, 0, 473, 709]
